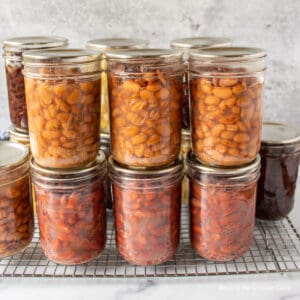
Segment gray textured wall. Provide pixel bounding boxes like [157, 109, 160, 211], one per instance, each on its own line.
[0, 0, 299, 129]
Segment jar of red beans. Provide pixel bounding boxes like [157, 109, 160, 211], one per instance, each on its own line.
[23, 49, 101, 169]
[189, 47, 266, 167]
[186, 151, 260, 261]
[0, 142, 33, 258]
[256, 123, 300, 220]
[3, 36, 68, 132]
[170, 37, 232, 130]
[107, 49, 184, 168]
[109, 156, 184, 265]
[30, 151, 107, 265]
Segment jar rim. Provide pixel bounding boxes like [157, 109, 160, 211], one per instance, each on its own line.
[9, 126, 30, 141]
[189, 46, 266, 61]
[86, 38, 149, 51]
[106, 48, 183, 60]
[109, 156, 184, 178]
[30, 150, 106, 177]
[170, 37, 231, 49]
[186, 151, 260, 178]
[261, 122, 300, 146]
[22, 48, 101, 65]
[0, 141, 29, 170]
[3, 36, 68, 51]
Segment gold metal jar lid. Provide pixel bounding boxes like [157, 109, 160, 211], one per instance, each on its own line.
[9, 126, 30, 143]
[261, 123, 300, 146]
[106, 48, 183, 60]
[170, 37, 231, 49]
[3, 36, 68, 52]
[0, 141, 29, 169]
[23, 48, 100, 65]
[189, 46, 266, 61]
[186, 151, 260, 178]
[86, 38, 149, 51]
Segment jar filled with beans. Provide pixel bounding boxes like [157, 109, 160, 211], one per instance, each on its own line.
[0, 142, 33, 258]
[100, 132, 113, 209]
[189, 47, 266, 167]
[186, 151, 260, 261]
[86, 38, 149, 134]
[23, 49, 101, 169]
[107, 49, 184, 168]
[170, 37, 232, 130]
[256, 123, 300, 220]
[109, 156, 184, 265]
[31, 151, 107, 265]
[181, 129, 191, 204]
[3, 36, 68, 132]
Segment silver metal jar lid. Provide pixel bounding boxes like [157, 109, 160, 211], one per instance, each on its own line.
[261, 123, 300, 146]
[186, 151, 260, 177]
[106, 48, 183, 60]
[109, 155, 183, 178]
[86, 38, 149, 51]
[0, 141, 29, 169]
[23, 48, 100, 65]
[182, 129, 191, 139]
[9, 126, 30, 141]
[189, 46, 266, 61]
[170, 37, 231, 49]
[3, 36, 68, 51]
[30, 150, 106, 177]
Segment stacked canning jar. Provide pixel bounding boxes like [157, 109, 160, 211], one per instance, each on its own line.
[23, 49, 108, 264]
[187, 47, 266, 261]
[107, 49, 185, 265]
[86, 38, 149, 133]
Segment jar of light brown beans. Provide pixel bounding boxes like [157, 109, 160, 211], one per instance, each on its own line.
[86, 38, 149, 134]
[23, 49, 102, 169]
[107, 49, 184, 168]
[189, 47, 266, 167]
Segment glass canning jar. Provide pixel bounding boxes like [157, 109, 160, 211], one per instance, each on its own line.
[181, 129, 191, 204]
[23, 49, 101, 169]
[189, 47, 266, 167]
[100, 132, 113, 209]
[0, 142, 33, 258]
[187, 151, 260, 261]
[170, 37, 232, 130]
[86, 38, 149, 133]
[9, 126, 30, 148]
[256, 123, 300, 220]
[107, 49, 184, 168]
[109, 156, 184, 265]
[31, 151, 107, 265]
[3, 36, 68, 132]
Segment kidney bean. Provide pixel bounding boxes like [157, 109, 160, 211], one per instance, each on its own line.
[25, 78, 101, 168]
[5, 62, 28, 132]
[190, 76, 263, 166]
[109, 70, 183, 167]
[189, 179, 257, 261]
[112, 181, 181, 265]
[34, 177, 106, 265]
[0, 175, 33, 258]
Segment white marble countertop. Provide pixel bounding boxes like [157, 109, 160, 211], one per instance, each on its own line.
[0, 173, 299, 300]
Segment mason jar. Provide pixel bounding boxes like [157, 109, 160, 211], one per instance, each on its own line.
[187, 151, 260, 261]
[170, 37, 232, 130]
[109, 156, 183, 265]
[86, 38, 149, 133]
[9, 126, 30, 148]
[3, 36, 68, 132]
[31, 151, 107, 265]
[189, 47, 266, 167]
[0, 142, 33, 258]
[256, 123, 300, 220]
[107, 49, 184, 168]
[23, 49, 101, 169]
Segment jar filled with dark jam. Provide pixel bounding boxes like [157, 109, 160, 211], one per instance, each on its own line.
[256, 123, 300, 220]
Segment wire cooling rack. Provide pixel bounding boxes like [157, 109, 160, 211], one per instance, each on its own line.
[0, 206, 300, 278]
